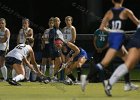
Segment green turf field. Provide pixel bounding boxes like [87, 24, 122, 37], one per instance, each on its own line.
[0, 81, 140, 100]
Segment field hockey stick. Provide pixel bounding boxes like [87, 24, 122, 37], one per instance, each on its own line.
[54, 62, 72, 76]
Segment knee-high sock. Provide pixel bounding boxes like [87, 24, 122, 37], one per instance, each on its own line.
[13, 74, 25, 82]
[25, 66, 31, 80]
[41, 65, 46, 75]
[12, 69, 17, 78]
[1, 65, 7, 80]
[124, 73, 131, 84]
[109, 64, 128, 86]
[96, 63, 105, 81]
[49, 64, 54, 78]
[77, 68, 82, 81]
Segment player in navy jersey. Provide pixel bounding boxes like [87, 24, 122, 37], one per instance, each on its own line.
[81, 0, 140, 92]
[48, 17, 63, 81]
[54, 37, 88, 84]
[104, 26, 140, 96]
[41, 17, 54, 76]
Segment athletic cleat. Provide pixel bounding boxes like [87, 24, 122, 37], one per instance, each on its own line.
[41, 76, 51, 84]
[80, 75, 87, 92]
[74, 81, 81, 85]
[124, 83, 139, 91]
[8, 80, 21, 86]
[103, 80, 112, 97]
[63, 78, 73, 85]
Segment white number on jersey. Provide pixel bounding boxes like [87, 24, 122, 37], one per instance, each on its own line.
[16, 44, 26, 49]
[112, 20, 122, 30]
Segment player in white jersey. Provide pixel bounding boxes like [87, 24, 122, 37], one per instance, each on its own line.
[17, 18, 33, 44]
[41, 17, 54, 76]
[16, 18, 34, 81]
[6, 38, 43, 85]
[63, 16, 76, 43]
[63, 16, 83, 81]
[0, 18, 10, 81]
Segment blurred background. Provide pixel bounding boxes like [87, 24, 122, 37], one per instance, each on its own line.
[0, 0, 140, 61]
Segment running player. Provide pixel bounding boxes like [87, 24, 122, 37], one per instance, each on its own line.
[54, 37, 88, 84]
[103, 26, 140, 96]
[6, 38, 43, 85]
[82, 0, 140, 90]
[0, 18, 10, 81]
[81, 28, 138, 91]
[41, 17, 54, 76]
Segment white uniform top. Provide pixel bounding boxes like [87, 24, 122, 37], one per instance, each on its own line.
[42, 28, 51, 44]
[6, 44, 32, 61]
[63, 26, 74, 42]
[0, 28, 10, 51]
[18, 27, 32, 44]
[56, 29, 65, 41]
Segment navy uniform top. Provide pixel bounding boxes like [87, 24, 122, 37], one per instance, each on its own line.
[62, 44, 74, 57]
[48, 27, 63, 44]
[109, 7, 127, 30]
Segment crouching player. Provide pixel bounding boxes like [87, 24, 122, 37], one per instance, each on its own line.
[6, 38, 44, 85]
[54, 37, 88, 84]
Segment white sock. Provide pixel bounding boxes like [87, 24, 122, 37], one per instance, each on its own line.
[12, 69, 17, 78]
[13, 74, 25, 82]
[25, 66, 31, 80]
[49, 64, 54, 77]
[1, 65, 7, 80]
[109, 64, 128, 86]
[41, 65, 46, 74]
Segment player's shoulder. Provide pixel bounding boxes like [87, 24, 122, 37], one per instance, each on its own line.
[5, 27, 10, 32]
[124, 8, 133, 13]
[44, 28, 50, 33]
[28, 27, 33, 31]
[26, 44, 32, 50]
[71, 26, 76, 30]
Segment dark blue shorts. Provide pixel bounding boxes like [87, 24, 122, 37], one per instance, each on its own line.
[73, 48, 88, 62]
[5, 57, 22, 66]
[49, 43, 61, 60]
[108, 32, 125, 51]
[42, 44, 50, 58]
[127, 28, 140, 49]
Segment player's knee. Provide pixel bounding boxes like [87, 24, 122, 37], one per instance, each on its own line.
[76, 63, 82, 68]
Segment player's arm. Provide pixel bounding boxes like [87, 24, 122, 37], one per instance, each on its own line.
[99, 10, 111, 32]
[29, 47, 44, 76]
[67, 42, 80, 61]
[0, 29, 10, 43]
[26, 28, 33, 38]
[126, 9, 140, 26]
[61, 52, 66, 63]
[22, 57, 36, 73]
[70, 26, 76, 43]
